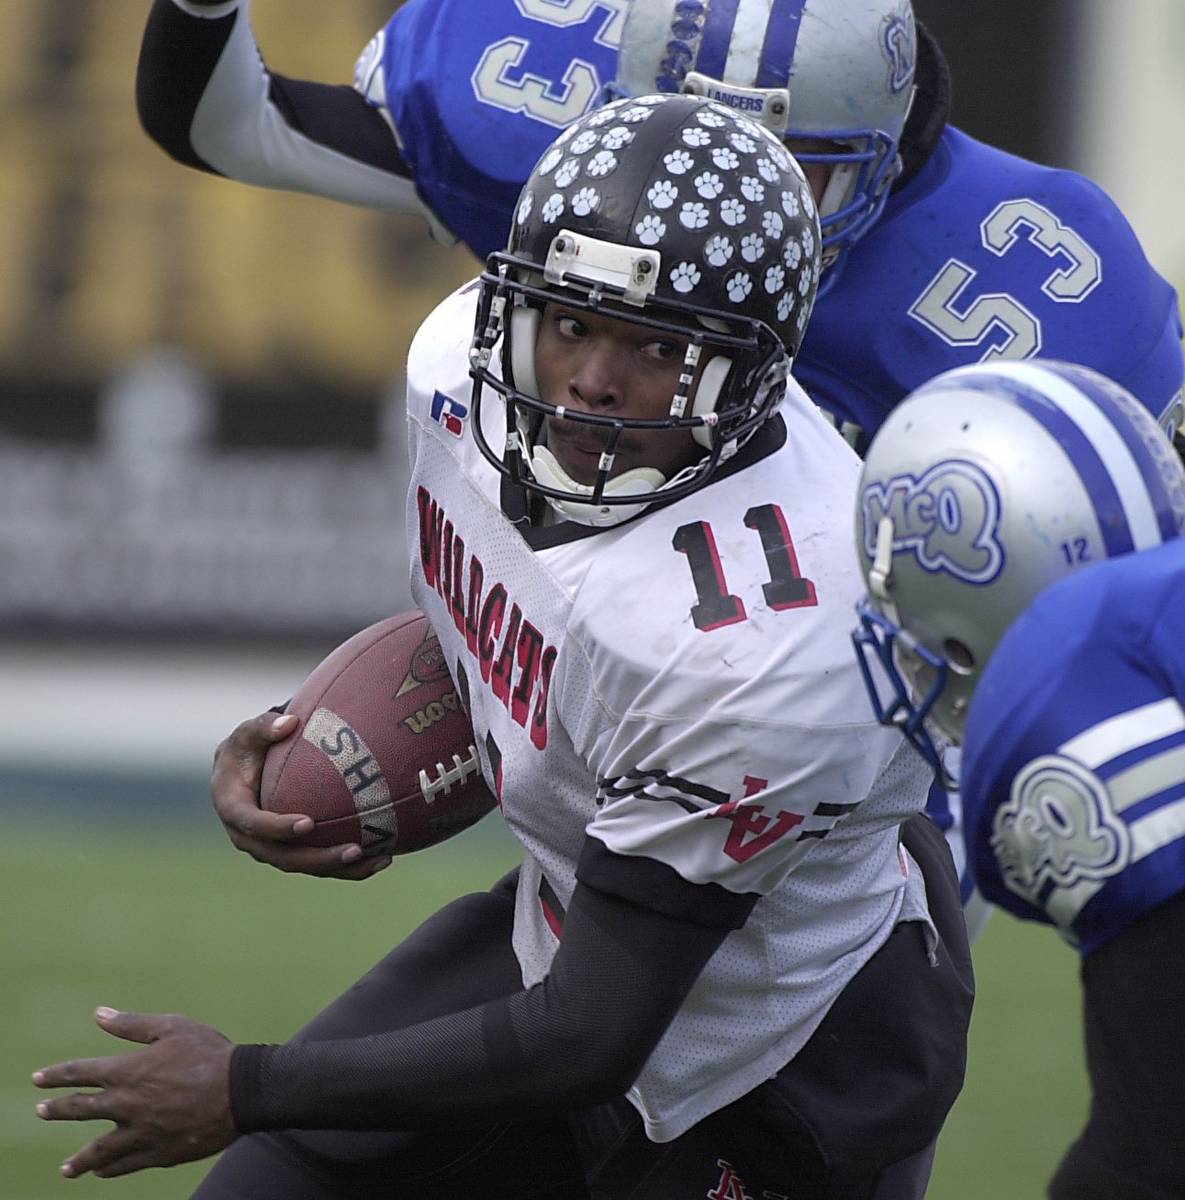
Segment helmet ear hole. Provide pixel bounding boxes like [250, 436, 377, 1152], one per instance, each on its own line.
[691, 355, 733, 449]
[509, 305, 541, 399]
[942, 638, 976, 675]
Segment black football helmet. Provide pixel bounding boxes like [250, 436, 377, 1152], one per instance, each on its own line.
[469, 93, 822, 526]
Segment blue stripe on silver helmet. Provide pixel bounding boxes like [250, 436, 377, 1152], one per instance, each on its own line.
[967, 361, 1185, 551]
[757, 0, 808, 89]
[694, 0, 742, 79]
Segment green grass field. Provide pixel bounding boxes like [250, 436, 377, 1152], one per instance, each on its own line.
[1, 808, 1087, 1199]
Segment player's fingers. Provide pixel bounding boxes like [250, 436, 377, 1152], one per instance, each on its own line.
[33, 1056, 116, 1090]
[59, 1127, 144, 1180]
[93, 1147, 171, 1179]
[214, 712, 298, 786]
[93, 1007, 171, 1046]
[35, 1090, 119, 1123]
[220, 801, 314, 843]
[224, 834, 373, 877]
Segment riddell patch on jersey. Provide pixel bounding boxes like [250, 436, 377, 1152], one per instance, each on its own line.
[430, 390, 469, 437]
[861, 459, 1004, 585]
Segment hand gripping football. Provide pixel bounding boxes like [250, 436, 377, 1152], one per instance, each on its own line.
[261, 611, 497, 856]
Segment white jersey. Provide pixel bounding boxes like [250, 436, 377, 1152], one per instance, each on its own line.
[405, 285, 934, 1142]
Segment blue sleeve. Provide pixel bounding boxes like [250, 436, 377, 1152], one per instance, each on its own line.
[796, 127, 1185, 441]
[962, 556, 1185, 955]
[363, 0, 623, 259]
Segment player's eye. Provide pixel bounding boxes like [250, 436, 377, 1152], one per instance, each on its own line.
[555, 313, 586, 339]
[641, 338, 682, 363]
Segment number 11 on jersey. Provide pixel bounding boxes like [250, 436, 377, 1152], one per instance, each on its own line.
[673, 504, 818, 632]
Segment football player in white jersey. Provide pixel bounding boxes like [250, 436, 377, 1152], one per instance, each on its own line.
[851, 358, 1185, 1197]
[35, 96, 971, 1199]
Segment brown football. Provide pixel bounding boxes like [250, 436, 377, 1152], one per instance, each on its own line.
[261, 611, 496, 856]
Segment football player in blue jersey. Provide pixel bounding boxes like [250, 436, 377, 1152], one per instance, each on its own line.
[137, 0, 1185, 444]
[851, 358, 1185, 1198]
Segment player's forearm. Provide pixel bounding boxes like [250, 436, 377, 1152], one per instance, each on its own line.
[228, 861, 742, 1131]
[136, 0, 420, 210]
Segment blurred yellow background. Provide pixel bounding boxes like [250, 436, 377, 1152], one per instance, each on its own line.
[0, 0, 476, 389]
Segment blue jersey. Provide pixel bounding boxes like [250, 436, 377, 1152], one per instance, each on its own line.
[961, 539, 1185, 954]
[359, 0, 625, 258]
[362, 12, 1184, 426]
[796, 126, 1185, 437]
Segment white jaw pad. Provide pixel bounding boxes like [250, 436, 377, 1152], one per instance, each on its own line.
[530, 444, 666, 527]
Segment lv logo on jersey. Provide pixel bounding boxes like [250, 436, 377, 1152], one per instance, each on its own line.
[708, 776, 804, 864]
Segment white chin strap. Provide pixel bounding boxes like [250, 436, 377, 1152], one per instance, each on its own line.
[529, 444, 667, 527]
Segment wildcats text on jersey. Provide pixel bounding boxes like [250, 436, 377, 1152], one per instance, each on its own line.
[416, 485, 556, 750]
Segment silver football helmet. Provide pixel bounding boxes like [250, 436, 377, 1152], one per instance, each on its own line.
[853, 360, 1185, 777]
[610, 0, 916, 284]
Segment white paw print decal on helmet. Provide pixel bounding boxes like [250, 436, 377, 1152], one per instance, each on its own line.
[664, 149, 695, 176]
[634, 214, 666, 245]
[571, 187, 600, 216]
[800, 184, 816, 215]
[740, 177, 765, 203]
[768, 143, 793, 171]
[695, 172, 724, 199]
[648, 179, 679, 209]
[679, 202, 709, 230]
[670, 262, 702, 293]
[740, 233, 765, 262]
[704, 235, 734, 267]
[508, 95, 820, 364]
[586, 150, 618, 178]
[726, 272, 753, 303]
[554, 159, 580, 188]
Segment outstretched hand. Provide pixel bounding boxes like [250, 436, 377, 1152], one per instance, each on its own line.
[33, 1008, 237, 1179]
[211, 710, 391, 880]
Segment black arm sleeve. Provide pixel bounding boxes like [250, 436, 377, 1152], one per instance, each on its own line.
[1050, 889, 1185, 1199]
[136, 0, 410, 181]
[229, 839, 758, 1131]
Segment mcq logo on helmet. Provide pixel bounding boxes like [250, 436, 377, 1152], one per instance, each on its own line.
[861, 460, 1004, 585]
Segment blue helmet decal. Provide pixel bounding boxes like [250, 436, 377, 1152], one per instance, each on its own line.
[881, 5, 916, 94]
[861, 459, 1005, 584]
